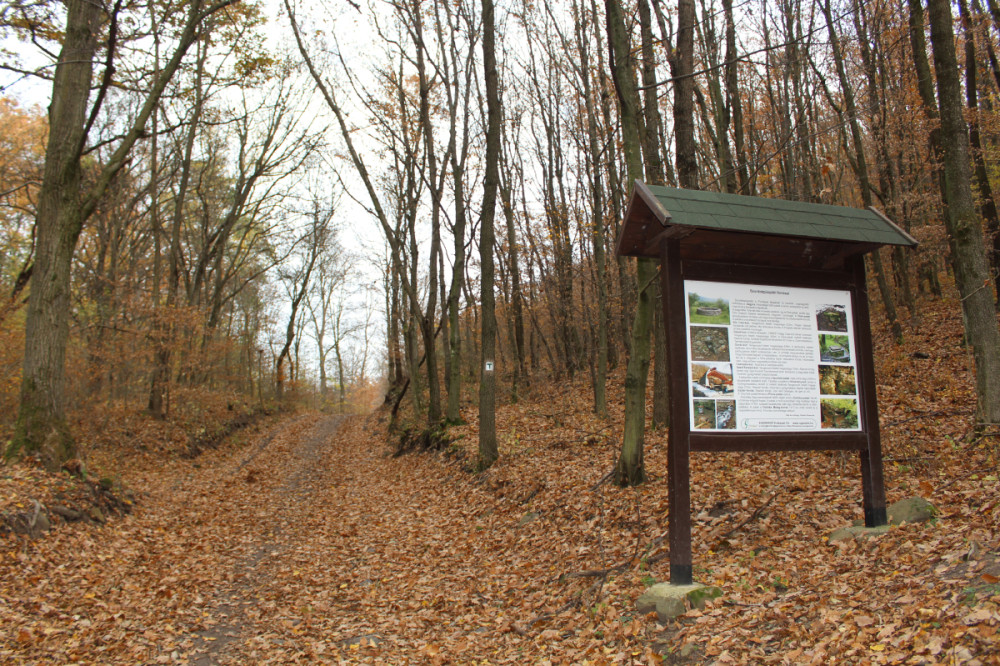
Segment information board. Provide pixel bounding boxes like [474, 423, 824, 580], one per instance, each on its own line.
[684, 280, 861, 432]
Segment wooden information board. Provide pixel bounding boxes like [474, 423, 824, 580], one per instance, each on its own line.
[616, 182, 918, 585]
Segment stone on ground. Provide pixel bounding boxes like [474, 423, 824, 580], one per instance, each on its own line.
[636, 583, 723, 622]
[831, 496, 936, 543]
[829, 524, 890, 543]
[888, 496, 936, 525]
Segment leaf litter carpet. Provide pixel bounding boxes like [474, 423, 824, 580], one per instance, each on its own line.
[4, 289, 1000, 666]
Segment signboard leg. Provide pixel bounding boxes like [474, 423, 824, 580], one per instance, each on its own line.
[851, 256, 888, 527]
[663, 239, 693, 585]
[860, 447, 888, 526]
[668, 434, 693, 584]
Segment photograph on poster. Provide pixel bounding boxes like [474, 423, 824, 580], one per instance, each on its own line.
[691, 363, 734, 397]
[690, 326, 730, 362]
[821, 398, 859, 429]
[818, 365, 856, 395]
[693, 399, 716, 429]
[688, 292, 731, 325]
[818, 334, 851, 363]
[716, 400, 736, 429]
[816, 304, 849, 332]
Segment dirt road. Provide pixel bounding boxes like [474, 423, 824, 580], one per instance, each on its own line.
[2, 411, 647, 664]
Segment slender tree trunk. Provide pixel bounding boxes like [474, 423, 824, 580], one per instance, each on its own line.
[822, 0, 903, 341]
[638, 0, 669, 430]
[411, 2, 444, 425]
[478, 0, 501, 469]
[10, 0, 229, 467]
[675, 0, 697, 190]
[607, 0, 651, 486]
[500, 158, 525, 390]
[723, 0, 748, 192]
[959, 0, 1000, 300]
[147, 4, 166, 419]
[576, 0, 609, 418]
[927, 0, 1000, 424]
[335, 338, 346, 412]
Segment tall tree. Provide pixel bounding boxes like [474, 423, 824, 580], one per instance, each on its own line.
[276, 199, 329, 399]
[926, 0, 1000, 425]
[819, 0, 903, 342]
[606, 0, 652, 486]
[573, 0, 610, 418]
[478, 0, 501, 470]
[7, 0, 239, 470]
[959, 0, 1000, 299]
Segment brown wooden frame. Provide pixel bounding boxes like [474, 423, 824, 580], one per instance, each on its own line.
[660, 238, 886, 585]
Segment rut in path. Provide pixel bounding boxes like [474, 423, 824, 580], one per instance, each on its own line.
[176, 408, 619, 664]
[182, 412, 527, 663]
[188, 415, 344, 664]
[2, 410, 621, 664]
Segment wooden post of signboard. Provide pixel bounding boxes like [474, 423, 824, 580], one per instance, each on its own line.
[662, 238, 693, 585]
[850, 255, 888, 527]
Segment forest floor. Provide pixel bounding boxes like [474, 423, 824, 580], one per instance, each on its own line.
[2, 291, 1000, 664]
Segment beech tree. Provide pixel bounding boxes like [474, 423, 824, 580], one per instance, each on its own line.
[478, 0, 501, 469]
[926, 0, 1000, 425]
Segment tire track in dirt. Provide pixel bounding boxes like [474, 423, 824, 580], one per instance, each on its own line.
[197, 415, 529, 663]
[187, 415, 344, 665]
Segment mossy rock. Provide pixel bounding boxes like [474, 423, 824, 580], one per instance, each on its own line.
[636, 583, 723, 621]
[829, 524, 890, 542]
[888, 496, 936, 525]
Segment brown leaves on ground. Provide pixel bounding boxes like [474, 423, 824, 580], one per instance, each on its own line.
[1, 294, 999, 664]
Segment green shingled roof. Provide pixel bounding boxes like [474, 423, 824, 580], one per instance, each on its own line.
[641, 183, 918, 247]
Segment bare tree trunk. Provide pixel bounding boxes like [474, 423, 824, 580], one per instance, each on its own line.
[410, 1, 444, 425]
[959, 0, 1000, 301]
[927, 0, 1000, 425]
[500, 154, 526, 392]
[478, 0, 501, 470]
[674, 0, 697, 190]
[276, 207, 325, 400]
[638, 0, 669, 430]
[10, 0, 101, 469]
[723, 0, 749, 192]
[821, 0, 903, 342]
[607, 0, 651, 486]
[147, 4, 166, 418]
[9, 0, 235, 468]
[575, 0, 609, 418]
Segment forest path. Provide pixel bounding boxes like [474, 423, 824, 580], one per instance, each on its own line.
[4, 409, 636, 664]
[181, 412, 519, 664]
[187, 413, 347, 664]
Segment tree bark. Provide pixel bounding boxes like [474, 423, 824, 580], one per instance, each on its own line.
[638, 0, 669, 430]
[821, 0, 903, 342]
[606, 0, 651, 486]
[927, 0, 1000, 425]
[478, 0, 501, 470]
[8, 0, 236, 469]
[9, 0, 101, 469]
[575, 0, 609, 418]
[674, 0, 697, 190]
[959, 0, 1000, 301]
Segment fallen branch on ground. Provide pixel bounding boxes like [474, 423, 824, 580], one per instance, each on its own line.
[707, 491, 779, 549]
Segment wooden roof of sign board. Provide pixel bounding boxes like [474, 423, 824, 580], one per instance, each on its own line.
[615, 181, 918, 266]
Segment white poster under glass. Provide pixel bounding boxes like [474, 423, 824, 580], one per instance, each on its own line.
[684, 280, 861, 432]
